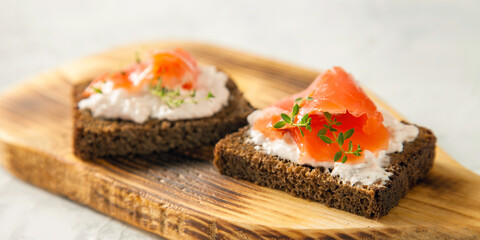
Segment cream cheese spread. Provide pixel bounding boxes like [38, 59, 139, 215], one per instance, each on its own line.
[78, 65, 230, 123]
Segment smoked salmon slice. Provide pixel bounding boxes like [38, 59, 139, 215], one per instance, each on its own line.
[83, 48, 198, 97]
[253, 67, 389, 164]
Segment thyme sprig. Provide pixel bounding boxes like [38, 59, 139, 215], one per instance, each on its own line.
[150, 77, 214, 109]
[273, 97, 313, 137]
[317, 112, 362, 163]
[273, 97, 362, 163]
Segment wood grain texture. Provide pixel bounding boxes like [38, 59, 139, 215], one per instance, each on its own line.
[0, 41, 479, 239]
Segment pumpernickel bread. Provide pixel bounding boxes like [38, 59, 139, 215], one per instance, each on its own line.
[73, 78, 254, 160]
[213, 125, 436, 218]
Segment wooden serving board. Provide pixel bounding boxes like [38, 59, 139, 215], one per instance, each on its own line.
[1, 42, 479, 239]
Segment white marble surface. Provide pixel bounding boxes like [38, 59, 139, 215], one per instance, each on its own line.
[1, 0, 479, 239]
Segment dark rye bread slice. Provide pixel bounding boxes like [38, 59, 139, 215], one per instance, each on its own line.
[213, 125, 436, 218]
[73, 78, 254, 160]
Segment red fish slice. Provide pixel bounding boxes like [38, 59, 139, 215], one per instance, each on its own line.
[83, 48, 198, 97]
[253, 67, 389, 164]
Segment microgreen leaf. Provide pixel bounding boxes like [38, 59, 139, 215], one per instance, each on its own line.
[334, 151, 342, 162]
[344, 129, 355, 139]
[319, 135, 334, 144]
[306, 96, 314, 101]
[281, 113, 291, 123]
[295, 97, 303, 103]
[92, 87, 103, 94]
[317, 128, 327, 136]
[273, 121, 286, 129]
[342, 155, 347, 163]
[292, 104, 299, 116]
[338, 132, 345, 145]
[300, 114, 309, 123]
[206, 92, 215, 99]
[348, 141, 353, 151]
[324, 112, 332, 120]
[299, 127, 304, 137]
[172, 89, 180, 96]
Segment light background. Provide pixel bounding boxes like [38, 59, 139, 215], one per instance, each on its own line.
[1, 0, 479, 239]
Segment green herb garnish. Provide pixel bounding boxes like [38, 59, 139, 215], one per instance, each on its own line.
[189, 90, 198, 104]
[316, 112, 362, 163]
[273, 97, 313, 137]
[150, 77, 215, 109]
[150, 78, 182, 108]
[92, 87, 103, 94]
[273, 97, 362, 163]
[206, 92, 215, 99]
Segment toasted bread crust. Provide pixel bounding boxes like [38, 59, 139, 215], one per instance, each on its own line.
[213, 125, 436, 218]
[73, 79, 254, 160]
